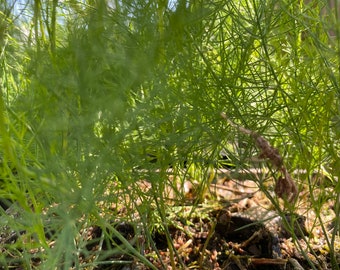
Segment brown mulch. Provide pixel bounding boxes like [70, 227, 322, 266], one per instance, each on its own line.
[0, 169, 338, 269]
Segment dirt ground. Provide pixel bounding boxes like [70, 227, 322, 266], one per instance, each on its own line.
[0, 169, 339, 269]
[94, 169, 339, 270]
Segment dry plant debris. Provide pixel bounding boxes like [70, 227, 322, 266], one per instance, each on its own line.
[0, 172, 338, 269]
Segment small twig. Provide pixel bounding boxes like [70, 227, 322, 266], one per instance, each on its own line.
[221, 112, 298, 202]
[250, 258, 287, 266]
[288, 258, 305, 270]
[198, 221, 216, 267]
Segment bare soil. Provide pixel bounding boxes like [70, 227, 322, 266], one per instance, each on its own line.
[0, 170, 339, 270]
